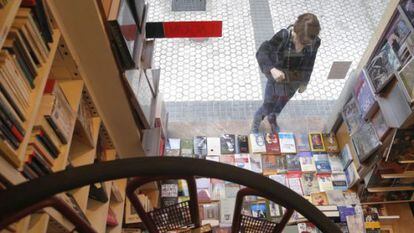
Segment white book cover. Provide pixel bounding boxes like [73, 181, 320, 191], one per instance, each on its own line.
[325, 190, 346, 206]
[234, 154, 251, 170]
[298, 152, 316, 172]
[249, 133, 266, 153]
[278, 132, 297, 153]
[328, 153, 344, 173]
[169, 138, 181, 150]
[249, 154, 263, 173]
[207, 137, 221, 155]
[317, 175, 334, 192]
[206, 155, 220, 162]
[220, 198, 236, 226]
[287, 176, 304, 196]
[269, 174, 287, 187]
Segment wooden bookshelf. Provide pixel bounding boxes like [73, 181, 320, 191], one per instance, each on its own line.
[27, 213, 49, 233]
[0, 0, 21, 49]
[381, 171, 414, 179]
[107, 179, 127, 233]
[367, 186, 414, 193]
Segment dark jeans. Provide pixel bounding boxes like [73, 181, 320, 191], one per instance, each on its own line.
[254, 95, 291, 124]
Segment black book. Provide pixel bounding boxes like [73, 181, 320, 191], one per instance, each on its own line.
[220, 134, 236, 154]
[21, 0, 53, 44]
[0, 97, 25, 135]
[89, 182, 109, 203]
[26, 159, 46, 176]
[0, 120, 19, 149]
[236, 135, 249, 153]
[0, 83, 26, 121]
[160, 180, 179, 208]
[45, 116, 68, 144]
[0, 104, 24, 142]
[11, 30, 41, 67]
[36, 134, 59, 158]
[22, 164, 38, 179]
[31, 152, 52, 174]
[6, 38, 38, 78]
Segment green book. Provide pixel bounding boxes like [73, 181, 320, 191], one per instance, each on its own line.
[180, 138, 193, 157]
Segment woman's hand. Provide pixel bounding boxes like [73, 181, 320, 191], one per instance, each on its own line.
[270, 68, 285, 82]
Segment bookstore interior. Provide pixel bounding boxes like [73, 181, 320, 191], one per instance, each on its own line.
[1, 0, 414, 233]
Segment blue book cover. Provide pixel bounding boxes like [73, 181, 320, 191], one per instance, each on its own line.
[314, 153, 332, 174]
[250, 203, 268, 219]
[338, 206, 355, 222]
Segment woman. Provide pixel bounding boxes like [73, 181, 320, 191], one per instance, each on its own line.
[251, 13, 321, 133]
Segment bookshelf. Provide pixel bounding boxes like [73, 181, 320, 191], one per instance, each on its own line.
[0, 0, 21, 49]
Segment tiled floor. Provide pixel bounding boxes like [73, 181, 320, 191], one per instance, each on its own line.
[147, 0, 390, 132]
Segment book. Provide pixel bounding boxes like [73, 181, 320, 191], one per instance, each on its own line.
[89, 182, 109, 203]
[269, 174, 287, 187]
[325, 190, 346, 206]
[236, 135, 249, 153]
[323, 133, 339, 153]
[345, 162, 360, 188]
[309, 132, 325, 152]
[331, 173, 348, 191]
[264, 133, 281, 154]
[328, 153, 344, 173]
[301, 173, 319, 196]
[314, 153, 332, 174]
[354, 69, 378, 118]
[206, 155, 220, 162]
[287, 173, 303, 195]
[210, 179, 225, 200]
[286, 154, 301, 172]
[297, 222, 318, 233]
[261, 155, 278, 175]
[220, 154, 235, 166]
[250, 202, 268, 218]
[220, 198, 235, 226]
[220, 134, 236, 154]
[371, 109, 390, 140]
[21, 0, 54, 43]
[181, 139, 193, 156]
[338, 206, 355, 222]
[342, 97, 363, 135]
[201, 202, 220, 221]
[267, 201, 283, 218]
[340, 144, 353, 170]
[248, 133, 266, 153]
[278, 132, 296, 153]
[386, 129, 414, 163]
[107, 207, 119, 226]
[295, 133, 311, 152]
[352, 122, 381, 163]
[193, 136, 207, 156]
[363, 206, 381, 231]
[298, 152, 316, 172]
[160, 180, 178, 207]
[346, 206, 365, 233]
[234, 154, 251, 170]
[165, 138, 180, 156]
[224, 183, 240, 198]
[275, 155, 287, 173]
[197, 189, 211, 203]
[317, 175, 334, 192]
[310, 192, 329, 206]
[207, 137, 221, 156]
[249, 154, 263, 173]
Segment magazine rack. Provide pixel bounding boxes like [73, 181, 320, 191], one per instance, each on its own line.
[126, 176, 202, 233]
[232, 188, 294, 233]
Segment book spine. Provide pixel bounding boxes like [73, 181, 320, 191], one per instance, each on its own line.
[39, 129, 60, 155]
[35, 134, 58, 158]
[0, 101, 24, 140]
[0, 120, 19, 149]
[108, 21, 136, 70]
[45, 116, 68, 144]
[0, 83, 26, 121]
[26, 158, 45, 176]
[31, 151, 52, 174]
[22, 163, 38, 179]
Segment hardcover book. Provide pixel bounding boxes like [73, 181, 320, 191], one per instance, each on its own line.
[248, 133, 266, 154]
[220, 154, 235, 166]
[236, 135, 249, 153]
[295, 133, 311, 152]
[220, 134, 236, 154]
[309, 132, 325, 152]
[181, 139, 193, 156]
[264, 133, 281, 154]
[278, 132, 296, 153]
[193, 136, 207, 156]
[301, 173, 319, 196]
[234, 154, 251, 170]
[317, 175, 334, 192]
[342, 97, 363, 135]
[249, 154, 263, 173]
[323, 133, 340, 153]
[398, 57, 414, 103]
[298, 152, 316, 172]
[354, 70, 378, 119]
[286, 154, 301, 172]
[328, 153, 344, 173]
[287, 173, 304, 195]
[262, 155, 278, 175]
[352, 122, 381, 163]
[314, 153, 332, 174]
[331, 173, 348, 191]
[311, 192, 329, 206]
[207, 137, 221, 156]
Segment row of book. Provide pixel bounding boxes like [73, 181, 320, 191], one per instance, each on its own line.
[21, 80, 76, 179]
[0, 0, 10, 8]
[165, 132, 340, 157]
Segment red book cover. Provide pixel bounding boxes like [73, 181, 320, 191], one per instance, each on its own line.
[106, 207, 118, 227]
[10, 126, 23, 142]
[43, 79, 57, 94]
[264, 133, 281, 154]
[21, 0, 36, 6]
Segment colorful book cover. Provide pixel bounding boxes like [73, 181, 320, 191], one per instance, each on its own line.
[355, 70, 377, 119]
[295, 133, 311, 152]
[301, 173, 319, 196]
[220, 154, 235, 166]
[248, 133, 266, 154]
[287, 173, 304, 195]
[310, 192, 329, 206]
[236, 135, 249, 153]
[342, 97, 363, 135]
[207, 137, 221, 156]
[278, 132, 296, 153]
[317, 175, 334, 192]
[387, 129, 414, 163]
[234, 154, 251, 170]
[220, 134, 236, 154]
[326, 190, 346, 206]
[314, 153, 332, 174]
[264, 133, 281, 154]
[338, 206, 355, 222]
[363, 206, 381, 230]
[250, 202, 268, 219]
[275, 155, 287, 173]
[309, 132, 326, 152]
[269, 174, 287, 187]
[286, 154, 301, 172]
[331, 173, 348, 191]
[197, 189, 211, 202]
[340, 144, 353, 169]
[371, 109, 390, 140]
[345, 162, 360, 188]
[323, 133, 340, 153]
[298, 152, 316, 172]
[262, 155, 278, 175]
[297, 222, 319, 233]
[352, 122, 381, 163]
[249, 154, 263, 173]
[328, 153, 344, 173]
[180, 138, 193, 156]
[193, 136, 207, 156]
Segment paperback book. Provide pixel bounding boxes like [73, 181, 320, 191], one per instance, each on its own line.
[248, 133, 266, 154]
[286, 154, 301, 172]
[220, 197, 236, 226]
[267, 201, 283, 218]
[220, 134, 236, 154]
[331, 173, 348, 191]
[165, 138, 180, 156]
[342, 97, 363, 135]
[317, 175, 334, 192]
[340, 144, 353, 170]
[371, 109, 390, 140]
[287, 173, 304, 195]
[180, 139, 193, 157]
[352, 122, 381, 163]
[314, 153, 332, 174]
[275, 155, 287, 173]
[338, 206, 355, 222]
[250, 202, 268, 219]
[295, 133, 311, 152]
[249, 154, 263, 173]
[345, 162, 360, 188]
[264, 133, 281, 154]
[278, 132, 296, 153]
[207, 137, 221, 156]
[220, 154, 235, 166]
[386, 128, 414, 163]
[236, 135, 249, 153]
[298, 152, 316, 172]
[311, 192, 329, 206]
[194, 136, 207, 156]
[328, 153, 344, 173]
[262, 155, 278, 175]
[269, 174, 287, 187]
[354, 70, 378, 119]
[323, 133, 340, 153]
[301, 173, 319, 196]
[297, 222, 318, 233]
[309, 132, 326, 152]
[234, 154, 251, 170]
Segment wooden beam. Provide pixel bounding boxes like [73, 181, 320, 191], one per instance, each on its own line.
[46, 0, 144, 157]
